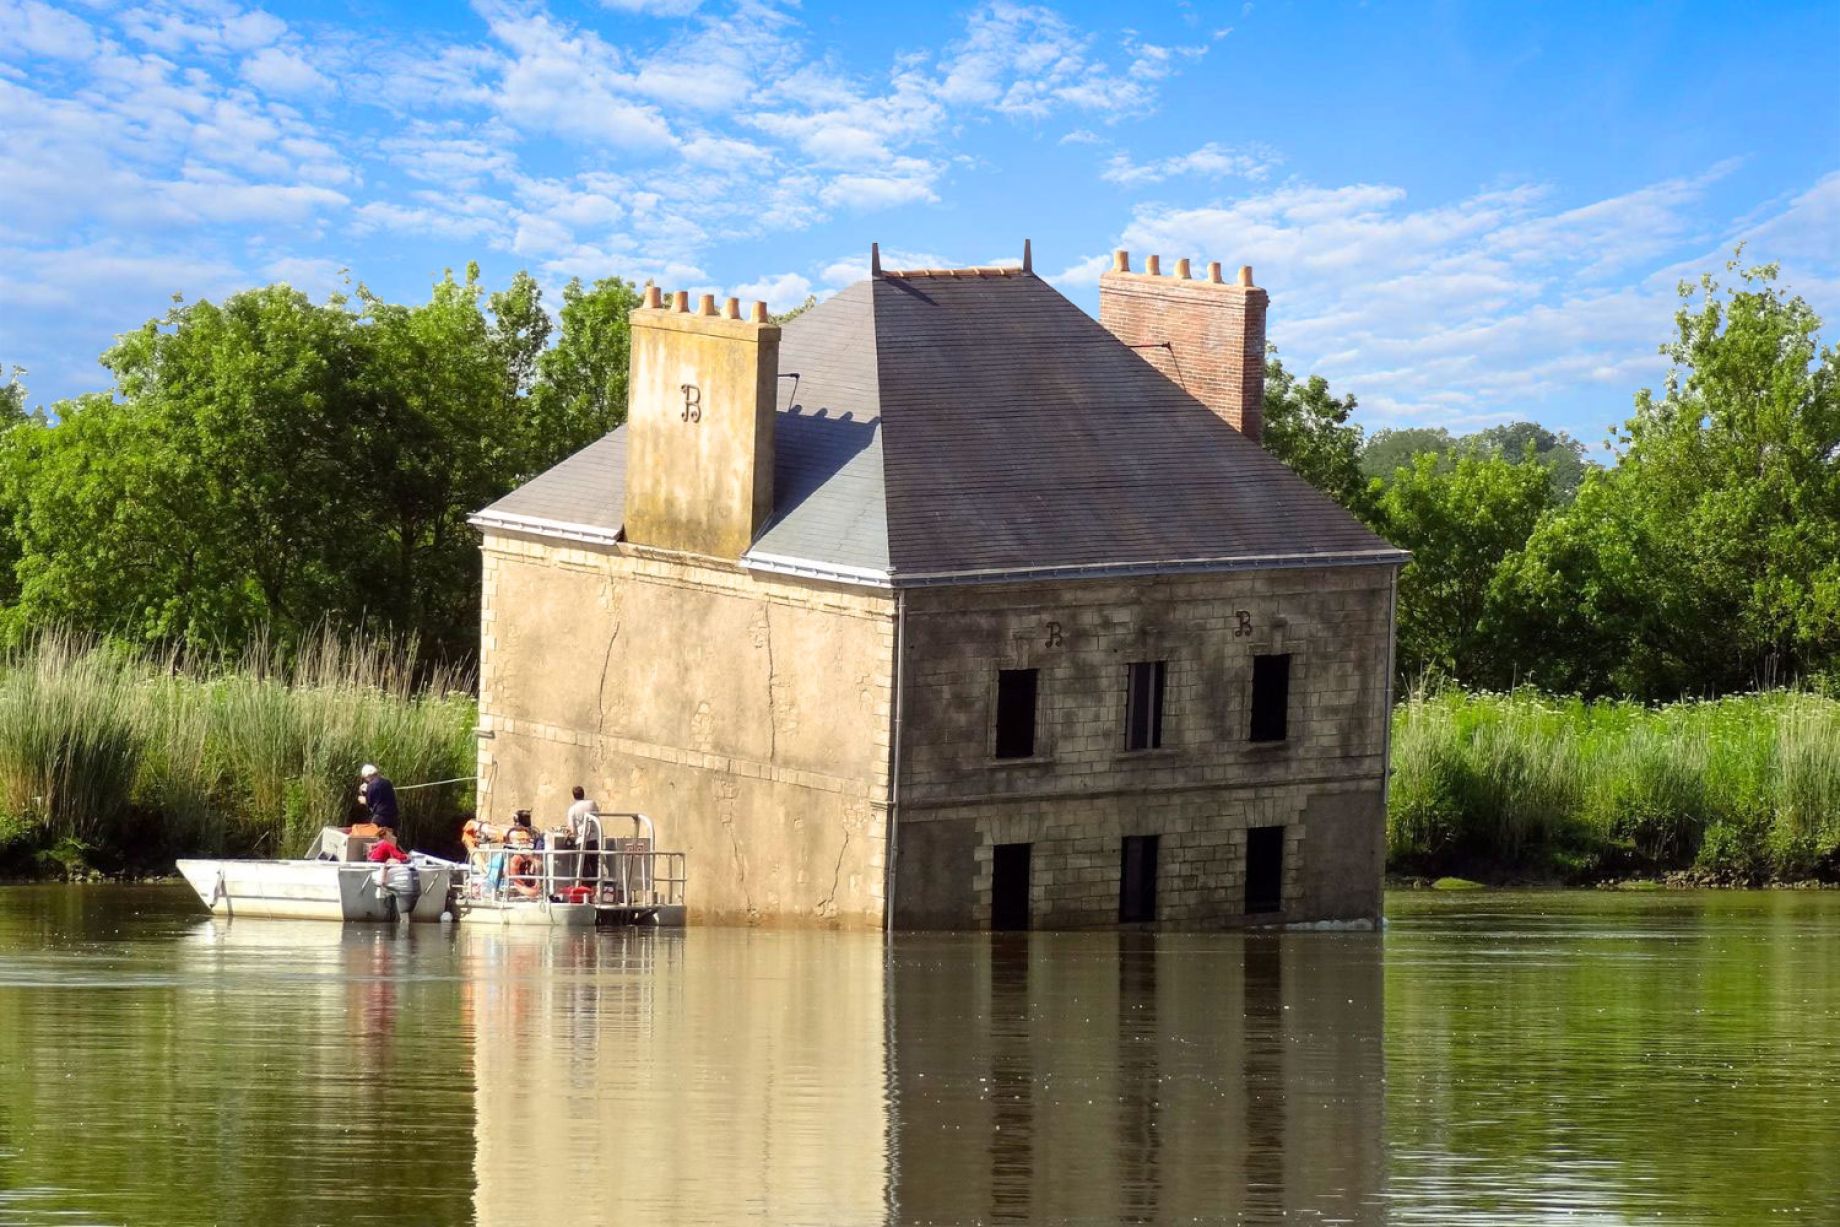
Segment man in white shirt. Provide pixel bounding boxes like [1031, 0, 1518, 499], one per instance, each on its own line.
[565, 785, 598, 837]
[565, 785, 599, 887]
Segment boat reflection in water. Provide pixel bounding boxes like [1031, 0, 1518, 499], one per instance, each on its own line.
[463, 926, 1385, 1225]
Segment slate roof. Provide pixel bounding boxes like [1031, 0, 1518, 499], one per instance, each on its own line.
[472, 269, 1402, 586]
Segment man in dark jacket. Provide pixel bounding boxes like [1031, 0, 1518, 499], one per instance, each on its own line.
[359, 764, 399, 825]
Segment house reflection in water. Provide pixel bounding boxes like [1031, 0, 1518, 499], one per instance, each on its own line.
[464, 928, 1383, 1224]
[464, 927, 890, 1225]
[886, 932, 1386, 1223]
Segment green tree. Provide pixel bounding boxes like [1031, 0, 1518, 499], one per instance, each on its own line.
[1361, 427, 1453, 480]
[5, 290, 369, 647]
[1362, 422, 1592, 500]
[0, 367, 37, 611]
[1261, 350, 1368, 512]
[1, 366, 25, 426]
[0, 269, 554, 661]
[1470, 422, 1593, 500]
[526, 275, 641, 472]
[1371, 451, 1556, 686]
[1500, 258, 1840, 697]
[350, 267, 507, 659]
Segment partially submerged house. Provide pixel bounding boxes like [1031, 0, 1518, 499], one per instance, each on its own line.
[469, 245, 1405, 929]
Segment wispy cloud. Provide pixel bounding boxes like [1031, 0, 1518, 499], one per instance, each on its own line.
[1100, 141, 1282, 186]
[1077, 164, 1837, 431]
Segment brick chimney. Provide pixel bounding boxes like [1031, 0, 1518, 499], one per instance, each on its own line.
[1099, 251, 1269, 443]
[624, 289, 779, 559]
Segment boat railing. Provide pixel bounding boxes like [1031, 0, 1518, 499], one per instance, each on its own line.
[463, 814, 685, 912]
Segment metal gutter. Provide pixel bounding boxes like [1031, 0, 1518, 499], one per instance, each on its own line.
[885, 548, 1410, 588]
[743, 551, 895, 588]
[475, 512, 1408, 594]
[1378, 564, 1400, 909]
[468, 510, 622, 548]
[884, 589, 907, 935]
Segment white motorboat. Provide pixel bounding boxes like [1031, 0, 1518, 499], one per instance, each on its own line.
[178, 828, 458, 923]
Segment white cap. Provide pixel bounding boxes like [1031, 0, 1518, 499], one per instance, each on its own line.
[360, 764, 378, 778]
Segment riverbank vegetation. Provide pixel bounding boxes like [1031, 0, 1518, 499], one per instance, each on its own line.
[3, 632, 1838, 886]
[1391, 688, 1840, 884]
[0, 634, 473, 877]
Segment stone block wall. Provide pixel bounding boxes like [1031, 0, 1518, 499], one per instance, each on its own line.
[478, 530, 896, 926]
[891, 564, 1397, 929]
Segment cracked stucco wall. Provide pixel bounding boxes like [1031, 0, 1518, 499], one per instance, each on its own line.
[478, 530, 895, 926]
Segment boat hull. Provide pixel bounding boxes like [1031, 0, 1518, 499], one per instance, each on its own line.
[458, 899, 599, 927]
[177, 859, 453, 923]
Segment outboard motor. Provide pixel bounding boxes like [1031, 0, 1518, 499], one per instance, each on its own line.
[378, 863, 420, 920]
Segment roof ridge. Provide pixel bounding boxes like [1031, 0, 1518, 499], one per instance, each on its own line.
[882, 266, 1027, 279]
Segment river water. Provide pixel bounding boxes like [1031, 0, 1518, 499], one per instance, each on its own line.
[1, 888, 1836, 1225]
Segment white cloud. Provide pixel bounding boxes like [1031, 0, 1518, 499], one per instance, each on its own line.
[1730, 170, 1840, 265]
[818, 168, 939, 211]
[240, 46, 331, 96]
[0, 0, 98, 59]
[480, 10, 676, 150]
[262, 255, 347, 295]
[119, 5, 287, 55]
[598, 0, 703, 13]
[935, 3, 1203, 120]
[1103, 165, 1839, 430]
[730, 271, 810, 311]
[1100, 141, 1281, 186]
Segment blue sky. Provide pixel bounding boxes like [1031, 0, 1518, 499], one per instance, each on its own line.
[3, 0, 1836, 442]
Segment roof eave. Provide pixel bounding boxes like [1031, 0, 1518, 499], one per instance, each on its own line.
[742, 550, 895, 589]
[884, 549, 1409, 589]
[469, 509, 622, 548]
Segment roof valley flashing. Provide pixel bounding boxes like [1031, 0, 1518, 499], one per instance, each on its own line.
[470, 252, 1406, 586]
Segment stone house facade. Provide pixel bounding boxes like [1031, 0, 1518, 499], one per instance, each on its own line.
[471, 246, 1404, 929]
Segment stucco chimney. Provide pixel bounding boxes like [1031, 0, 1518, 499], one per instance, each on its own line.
[1099, 250, 1269, 443]
[624, 295, 779, 558]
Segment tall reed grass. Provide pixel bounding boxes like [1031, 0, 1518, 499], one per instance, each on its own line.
[1390, 686, 1840, 882]
[0, 631, 476, 870]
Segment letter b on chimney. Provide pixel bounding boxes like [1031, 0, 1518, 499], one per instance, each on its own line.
[624, 304, 780, 558]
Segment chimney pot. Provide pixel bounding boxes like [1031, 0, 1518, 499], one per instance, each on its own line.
[1175, 257, 1191, 279]
[671, 290, 689, 313]
[1238, 265, 1254, 287]
[1207, 261, 1223, 284]
[1113, 249, 1130, 272]
[1146, 254, 1161, 276]
[698, 293, 717, 317]
[723, 296, 740, 320]
[750, 301, 769, 323]
[643, 284, 662, 309]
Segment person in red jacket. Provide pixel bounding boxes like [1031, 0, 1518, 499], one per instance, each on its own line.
[367, 829, 410, 864]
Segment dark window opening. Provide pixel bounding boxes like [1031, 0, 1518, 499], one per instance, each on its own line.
[1119, 834, 1159, 923]
[1245, 826, 1285, 914]
[994, 669, 1039, 759]
[1249, 653, 1291, 743]
[1124, 661, 1166, 751]
[991, 842, 1032, 931]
